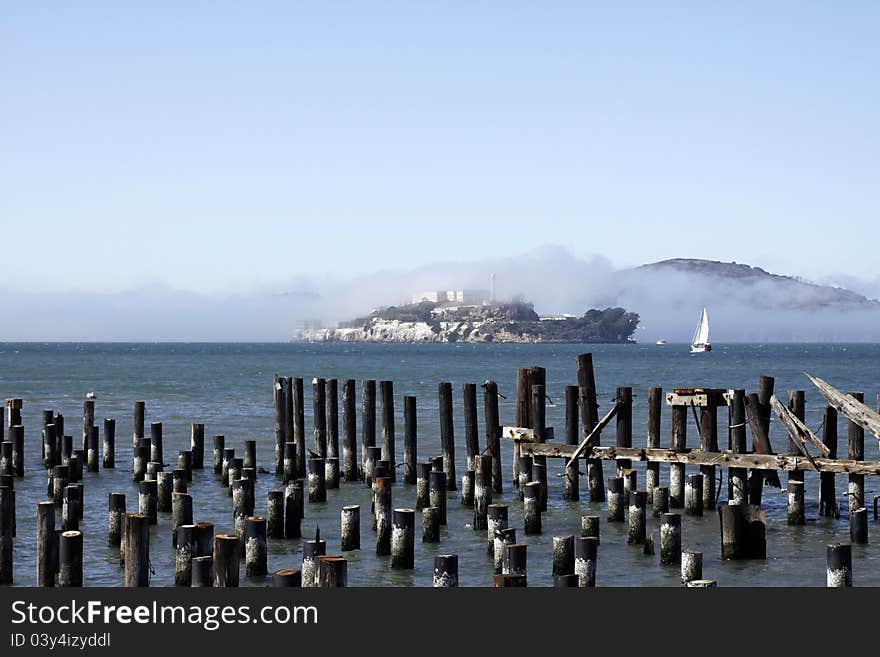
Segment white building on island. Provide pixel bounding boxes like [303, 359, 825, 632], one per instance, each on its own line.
[411, 289, 491, 305]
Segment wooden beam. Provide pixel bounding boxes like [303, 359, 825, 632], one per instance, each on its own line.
[768, 395, 820, 471]
[523, 443, 880, 476]
[807, 373, 880, 440]
[563, 401, 621, 469]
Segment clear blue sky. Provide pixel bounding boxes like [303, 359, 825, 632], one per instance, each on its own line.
[2, 1, 877, 295]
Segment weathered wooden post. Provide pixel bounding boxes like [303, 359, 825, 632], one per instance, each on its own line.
[172, 468, 187, 493]
[149, 421, 163, 465]
[531, 383, 548, 510]
[245, 516, 268, 577]
[514, 369, 530, 486]
[175, 524, 196, 586]
[62, 485, 81, 531]
[342, 379, 358, 482]
[518, 454, 532, 496]
[227, 457, 243, 494]
[728, 390, 748, 504]
[429, 470, 447, 525]
[502, 543, 527, 583]
[340, 505, 360, 551]
[186, 423, 203, 471]
[364, 446, 381, 486]
[473, 454, 491, 530]
[308, 457, 326, 503]
[171, 492, 193, 547]
[379, 379, 395, 481]
[646, 387, 662, 502]
[291, 377, 306, 479]
[82, 399, 95, 452]
[284, 481, 303, 539]
[132, 441, 148, 483]
[157, 471, 173, 513]
[850, 507, 868, 544]
[622, 469, 637, 499]
[461, 469, 475, 506]
[37, 502, 57, 587]
[581, 515, 600, 543]
[681, 550, 703, 584]
[232, 478, 255, 547]
[125, 513, 150, 587]
[99, 418, 115, 469]
[274, 376, 286, 475]
[819, 406, 838, 517]
[487, 503, 508, 553]
[607, 476, 624, 522]
[316, 555, 347, 587]
[0, 443, 10, 479]
[783, 389, 805, 487]
[653, 485, 670, 518]
[552, 535, 574, 576]
[422, 506, 440, 543]
[416, 461, 431, 510]
[132, 401, 145, 450]
[375, 476, 392, 555]
[391, 508, 415, 569]
[494, 528, 516, 574]
[11, 424, 24, 477]
[699, 394, 718, 510]
[826, 543, 852, 587]
[670, 403, 688, 508]
[660, 513, 682, 565]
[42, 421, 57, 469]
[523, 481, 542, 535]
[439, 381, 457, 491]
[326, 378, 339, 488]
[312, 378, 327, 460]
[272, 569, 302, 587]
[52, 465, 68, 507]
[191, 556, 213, 587]
[531, 460, 547, 512]
[213, 534, 241, 587]
[577, 354, 604, 502]
[483, 380, 503, 494]
[628, 491, 647, 545]
[267, 490, 284, 539]
[145, 460, 162, 481]
[719, 503, 766, 559]
[282, 441, 297, 484]
[107, 492, 126, 547]
[361, 379, 376, 479]
[848, 392, 865, 516]
[301, 532, 326, 588]
[58, 530, 83, 587]
[463, 383, 479, 472]
[86, 426, 99, 472]
[563, 385, 580, 501]
[616, 387, 633, 473]
[787, 480, 805, 525]
[574, 536, 598, 587]
[685, 474, 703, 516]
[433, 554, 458, 587]
[212, 434, 225, 477]
[138, 479, 157, 525]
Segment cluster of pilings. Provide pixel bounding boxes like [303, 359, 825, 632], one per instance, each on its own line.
[1, 355, 878, 587]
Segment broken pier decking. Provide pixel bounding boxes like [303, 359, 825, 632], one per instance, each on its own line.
[523, 444, 880, 477]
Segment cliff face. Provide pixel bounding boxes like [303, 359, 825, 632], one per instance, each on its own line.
[298, 302, 639, 344]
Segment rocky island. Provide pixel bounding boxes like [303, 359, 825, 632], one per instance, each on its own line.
[296, 301, 640, 344]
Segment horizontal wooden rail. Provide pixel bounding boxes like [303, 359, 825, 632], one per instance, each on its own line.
[523, 444, 880, 476]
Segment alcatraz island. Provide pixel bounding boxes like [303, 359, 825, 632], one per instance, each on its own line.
[294, 288, 639, 344]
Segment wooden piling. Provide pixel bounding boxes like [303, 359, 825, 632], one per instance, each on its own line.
[787, 390, 806, 484]
[494, 528, 516, 574]
[124, 513, 150, 587]
[227, 456, 243, 494]
[58, 530, 83, 587]
[361, 379, 376, 479]
[52, 465, 69, 508]
[429, 470, 447, 525]
[850, 507, 868, 544]
[343, 379, 358, 482]
[326, 379, 339, 488]
[212, 434, 225, 477]
[308, 457, 326, 503]
[685, 474, 703, 516]
[422, 506, 440, 543]
[787, 480, 805, 525]
[552, 535, 574, 576]
[653, 485, 670, 518]
[576, 354, 604, 503]
[284, 481, 303, 539]
[313, 378, 328, 460]
[375, 476, 392, 555]
[523, 481, 542, 535]
[133, 401, 145, 451]
[574, 536, 598, 587]
[433, 554, 458, 587]
[171, 492, 193, 547]
[292, 377, 306, 479]
[341, 504, 360, 551]
[463, 383, 479, 472]
[681, 549, 702, 584]
[11, 425, 23, 477]
[531, 460, 547, 512]
[42, 422, 57, 469]
[266, 490, 285, 539]
[728, 389, 748, 504]
[487, 503, 508, 553]
[616, 387, 633, 472]
[301, 534, 326, 588]
[646, 387, 662, 503]
[0, 486, 12, 583]
[581, 515, 600, 544]
[474, 454, 491, 530]
[87, 425, 99, 472]
[502, 543, 527, 582]
[62, 484, 81, 531]
[660, 513, 682, 565]
[191, 556, 213, 587]
[245, 516, 268, 577]
[439, 381, 457, 491]
[232, 478, 255, 548]
[364, 446, 381, 486]
[719, 503, 766, 560]
[108, 492, 126, 547]
[628, 491, 647, 545]
[391, 508, 415, 569]
[172, 468, 187, 493]
[188, 422, 204, 470]
[416, 461, 431, 510]
[145, 460, 162, 481]
[149, 421, 163, 465]
[101, 418, 115, 468]
[848, 392, 865, 516]
[282, 441, 297, 484]
[379, 380, 395, 481]
[157, 471, 173, 513]
[138, 479, 157, 525]
[819, 406, 838, 517]
[461, 469, 475, 506]
[37, 501, 57, 586]
[213, 534, 241, 587]
[272, 569, 301, 587]
[274, 376, 286, 475]
[518, 453, 532, 496]
[82, 399, 94, 452]
[826, 543, 852, 587]
[607, 477, 624, 522]
[483, 380, 503, 494]
[315, 555, 347, 587]
[175, 524, 196, 586]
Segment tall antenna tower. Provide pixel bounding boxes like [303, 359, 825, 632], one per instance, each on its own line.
[490, 272, 496, 303]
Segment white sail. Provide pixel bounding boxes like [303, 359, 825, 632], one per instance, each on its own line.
[691, 308, 710, 347]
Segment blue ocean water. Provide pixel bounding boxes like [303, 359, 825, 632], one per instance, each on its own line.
[0, 342, 878, 586]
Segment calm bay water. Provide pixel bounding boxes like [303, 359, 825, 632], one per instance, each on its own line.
[1, 341, 878, 587]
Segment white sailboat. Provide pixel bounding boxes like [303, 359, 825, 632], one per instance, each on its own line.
[690, 307, 712, 353]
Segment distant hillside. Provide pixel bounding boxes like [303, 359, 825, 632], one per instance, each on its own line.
[636, 259, 878, 310]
